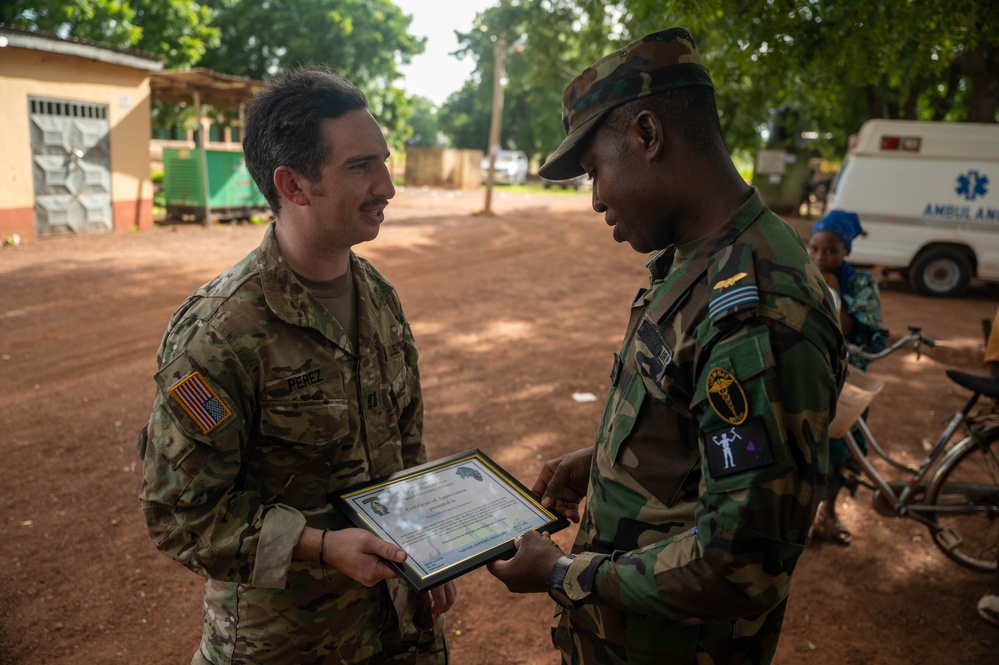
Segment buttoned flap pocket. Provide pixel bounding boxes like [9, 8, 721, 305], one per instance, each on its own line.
[385, 348, 412, 413]
[257, 399, 363, 504]
[607, 368, 648, 464]
[258, 399, 351, 448]
[692, 327, 792, 492]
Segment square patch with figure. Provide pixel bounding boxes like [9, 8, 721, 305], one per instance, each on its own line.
[704, 417, 774, 479]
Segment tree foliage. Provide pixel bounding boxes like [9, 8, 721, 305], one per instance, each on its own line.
[3, 0, 219, 68]
[189, 0, 425, 145]
[583, 0, 999, 150]
[8, 0, 997, 160]
[195, 0, 422, 84]
[405, 96, 443, 147]
[438, 0, 998, 160]
[438, 1, 589, 159]
[4, 0, 426, 147]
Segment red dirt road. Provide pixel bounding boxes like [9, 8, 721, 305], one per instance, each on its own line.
[1, 187, 997, 664]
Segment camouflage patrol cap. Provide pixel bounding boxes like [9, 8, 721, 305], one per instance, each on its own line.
[538, 27, 714, 180]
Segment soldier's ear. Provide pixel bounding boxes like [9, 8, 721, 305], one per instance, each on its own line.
[274, 166, 310, 207]
[632, 110, 663, 162]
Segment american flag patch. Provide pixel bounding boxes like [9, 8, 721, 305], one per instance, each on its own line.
[169, 371, 233, 434]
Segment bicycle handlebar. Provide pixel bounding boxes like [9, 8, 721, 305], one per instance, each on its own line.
[847, 326, 936, 363]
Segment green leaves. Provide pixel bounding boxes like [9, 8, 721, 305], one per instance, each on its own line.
[436, 0, 996, 160]
[8, 0, 994, 160]
[5, 0, 218, 69]
[193, 0, 424, 146]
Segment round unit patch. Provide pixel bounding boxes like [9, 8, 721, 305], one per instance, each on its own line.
[706, 368, 748, 425]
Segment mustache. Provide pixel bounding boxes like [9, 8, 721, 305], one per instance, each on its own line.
[363, 198, 390, 209]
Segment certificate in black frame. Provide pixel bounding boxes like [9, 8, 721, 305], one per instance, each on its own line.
[332, 448, 569, 592]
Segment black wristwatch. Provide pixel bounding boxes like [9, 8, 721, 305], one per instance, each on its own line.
[547, 554, 579, 609]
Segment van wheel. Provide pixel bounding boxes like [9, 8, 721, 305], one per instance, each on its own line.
[909, 248, 972, 297]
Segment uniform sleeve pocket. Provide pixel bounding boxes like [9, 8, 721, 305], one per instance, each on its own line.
[154, 353, 242, 450]
[692, 326, 771, 428]
[693, 327, 791, 491]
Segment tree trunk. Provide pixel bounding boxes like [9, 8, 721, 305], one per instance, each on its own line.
[863, 86, 882, 120]
[886, 95, 900, 120]
[961, 45, 999, 123]
[902, 77, 924, 119]
[931, 61, 962, 121]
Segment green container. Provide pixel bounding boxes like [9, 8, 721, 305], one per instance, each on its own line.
[163, 147, 267, 221]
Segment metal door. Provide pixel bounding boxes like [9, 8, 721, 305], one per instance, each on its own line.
[29, 97, 112, 236]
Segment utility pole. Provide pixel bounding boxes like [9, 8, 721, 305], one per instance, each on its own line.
[482, 34, 508, 216]
[193, 90, 212, 227]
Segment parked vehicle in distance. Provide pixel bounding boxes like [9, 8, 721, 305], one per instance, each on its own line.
[481, 150, 529, 185]
[541, 173, 592, 191]
[826, 119, 999, 297]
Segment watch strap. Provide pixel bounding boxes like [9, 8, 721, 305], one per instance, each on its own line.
[547, 553, 578, 609]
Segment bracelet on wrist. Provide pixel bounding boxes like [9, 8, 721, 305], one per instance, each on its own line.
[319, 528, 331, 584]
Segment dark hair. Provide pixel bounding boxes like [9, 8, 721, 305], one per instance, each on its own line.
[242, 66, 368, 213]
[604, 86, 727, 156]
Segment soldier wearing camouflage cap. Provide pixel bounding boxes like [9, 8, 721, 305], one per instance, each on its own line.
[136, 67, 454, 664]
[489, 28, 845, 664]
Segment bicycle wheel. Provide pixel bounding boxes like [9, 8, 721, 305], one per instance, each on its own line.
[925, 428, 999, 572]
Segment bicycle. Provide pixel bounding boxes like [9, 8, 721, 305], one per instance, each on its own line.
[833, 326, 999, 572]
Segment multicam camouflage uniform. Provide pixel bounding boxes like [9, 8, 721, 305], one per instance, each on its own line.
[552, 191, 845, 664]
[136, 224, 445, 664]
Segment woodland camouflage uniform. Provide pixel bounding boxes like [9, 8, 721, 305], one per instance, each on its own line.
[553, 191, 844, 664]
[537, 28, 846, 664]
[136, 224, 446, 664]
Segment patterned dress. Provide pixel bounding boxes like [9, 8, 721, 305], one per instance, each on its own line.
[827, 268, 889, 498]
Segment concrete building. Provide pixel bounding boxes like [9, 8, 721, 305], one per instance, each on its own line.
[0, 24, 162, 242]
[404, 147, 483, 190]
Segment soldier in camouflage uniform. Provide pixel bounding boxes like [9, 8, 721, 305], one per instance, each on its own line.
[488, 28, 845, 664]
[135, 68, 454, 665]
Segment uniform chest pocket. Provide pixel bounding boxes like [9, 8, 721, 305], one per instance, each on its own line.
[385, 350, 412, 413]
[258, 399, 351, 447]
[255, 399, 363, 506]
[607, 368, 647, 464]
[607, 370, 701, 509]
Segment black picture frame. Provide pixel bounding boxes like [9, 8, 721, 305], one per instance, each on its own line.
[332, 448, 569, 593]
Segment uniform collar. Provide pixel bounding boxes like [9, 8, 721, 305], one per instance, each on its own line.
[255, 222, 379, 353]
[646, 188, 765, 281]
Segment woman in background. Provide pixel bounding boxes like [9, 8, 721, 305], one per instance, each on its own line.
[807, 209, 889, 545]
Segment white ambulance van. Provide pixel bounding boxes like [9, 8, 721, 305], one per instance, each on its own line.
[826, 119, 999, 297]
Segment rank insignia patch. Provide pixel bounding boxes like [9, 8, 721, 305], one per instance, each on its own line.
[707, 243, 759, 322]
[169, 371, 233, 434]
[706, 368, 748, 425]
[713, 272, 747, 290]
[704, 417, 774, 479]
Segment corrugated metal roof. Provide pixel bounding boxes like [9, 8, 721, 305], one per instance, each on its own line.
[150, 69, 266, 108]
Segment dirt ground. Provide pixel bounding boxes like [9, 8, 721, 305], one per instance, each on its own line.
[1, 186, 998, 665]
